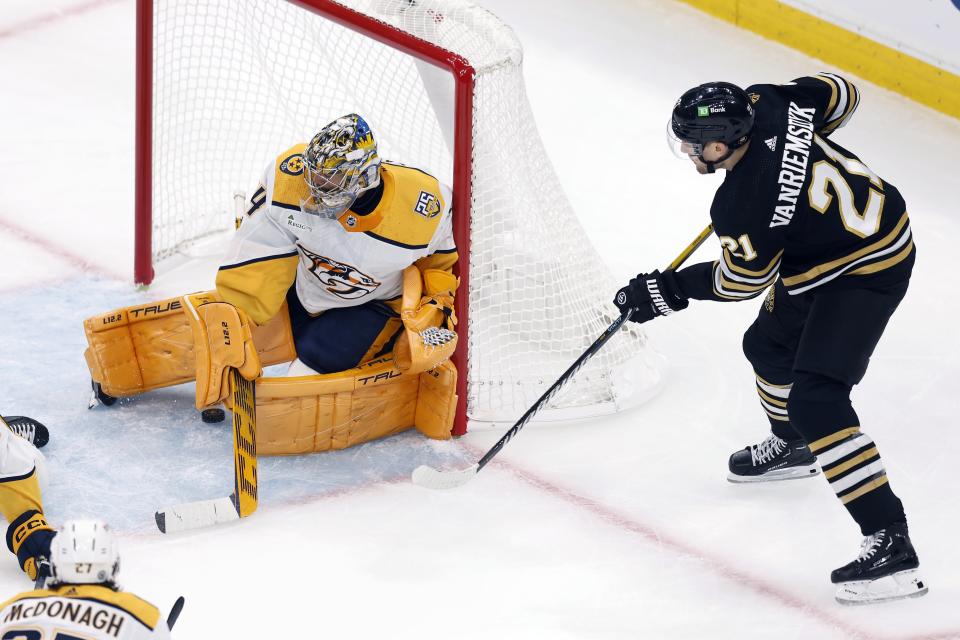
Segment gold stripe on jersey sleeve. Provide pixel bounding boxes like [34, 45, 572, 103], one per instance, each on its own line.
[710, 262, 752, 300]
[718, 271, 775, 293]
[723, 249, 783, 277]
[809, 426, 860, 454]
[781, 212, 909, 287]
[848, 239, 914, 276]
[812, 74, 840, 118]
[822, 76, 859, 134]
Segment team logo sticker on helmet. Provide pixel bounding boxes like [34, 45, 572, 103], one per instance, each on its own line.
[280, 154, 304, 176]
[414, 191, 441, 218]
[300, 245, 381, 299]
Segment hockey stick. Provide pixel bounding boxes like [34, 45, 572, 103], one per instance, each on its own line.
[412, 223, 714, 490]
[167, 595, 186, 630]
[155, 370, 259, 533]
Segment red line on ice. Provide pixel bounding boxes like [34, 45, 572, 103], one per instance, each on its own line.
[126, 457, 958, 639]
[0, 0, 124, 40]
[0, 217, 124, 282]
[481, 452, 957, 640]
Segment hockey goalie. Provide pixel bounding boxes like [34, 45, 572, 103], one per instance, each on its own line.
[82, 114, 460, 459]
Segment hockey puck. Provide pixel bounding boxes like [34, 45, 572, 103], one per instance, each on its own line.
[201, 408, 226, 423]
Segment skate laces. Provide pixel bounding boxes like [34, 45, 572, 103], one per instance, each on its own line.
[750, 435, 787, 465]
[857, 532, 885, 561]
[5, 419, 34, 442]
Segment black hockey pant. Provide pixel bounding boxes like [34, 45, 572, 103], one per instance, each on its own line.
[742, 278, 909, 535]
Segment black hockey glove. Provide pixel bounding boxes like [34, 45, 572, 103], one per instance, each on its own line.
[613, 269, 688, 323]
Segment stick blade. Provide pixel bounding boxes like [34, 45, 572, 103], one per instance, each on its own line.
[411, 463, 479, 490]
[155, 496, 239, 533]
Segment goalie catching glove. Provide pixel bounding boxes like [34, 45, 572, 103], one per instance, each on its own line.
[394, 266, 458, 374]
[613, 269, 688, 323]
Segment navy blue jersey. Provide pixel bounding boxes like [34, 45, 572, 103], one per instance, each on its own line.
[676, 73, 914, 301]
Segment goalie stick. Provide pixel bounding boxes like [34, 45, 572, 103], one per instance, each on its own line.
[155, 370, 258, 533]
[412, 224, 715, 490]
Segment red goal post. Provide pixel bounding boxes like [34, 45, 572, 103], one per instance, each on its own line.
[135, 0, 664, 435]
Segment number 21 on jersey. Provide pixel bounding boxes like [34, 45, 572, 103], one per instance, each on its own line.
[719, 234, 758, 261]
[808, 135, 885, 238]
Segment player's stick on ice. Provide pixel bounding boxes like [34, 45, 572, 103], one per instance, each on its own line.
[155, 370, 259, 533]
[412, 224, 714, 490]
[167, 596, 186, 630]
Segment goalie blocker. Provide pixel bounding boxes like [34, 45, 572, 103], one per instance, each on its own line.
[82, 265, 459, 456]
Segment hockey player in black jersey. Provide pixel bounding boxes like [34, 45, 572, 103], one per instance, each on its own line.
[613, 74, 926, 604]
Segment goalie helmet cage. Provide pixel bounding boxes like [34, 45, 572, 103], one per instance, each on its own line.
[135, 0, 665, 435]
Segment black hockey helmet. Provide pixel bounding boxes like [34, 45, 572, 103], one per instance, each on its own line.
[670, 81, 755, 150]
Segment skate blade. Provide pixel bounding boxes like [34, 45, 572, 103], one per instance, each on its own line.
[835, 569, 929, 605]
[727, 464, 820, 483]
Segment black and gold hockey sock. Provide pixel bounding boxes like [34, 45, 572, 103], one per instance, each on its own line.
[808, 427, 906, 534]
[754, 374, 802, 441]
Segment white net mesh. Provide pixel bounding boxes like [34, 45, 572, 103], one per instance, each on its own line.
[150, 0, 665, 423]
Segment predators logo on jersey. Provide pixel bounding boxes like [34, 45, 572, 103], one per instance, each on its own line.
[300, 245, 381, 299]
[280, 154, 304, 176]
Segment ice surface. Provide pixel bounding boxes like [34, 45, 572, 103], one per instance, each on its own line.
[1, 0, 959, 638]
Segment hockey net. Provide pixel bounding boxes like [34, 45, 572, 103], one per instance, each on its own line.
[138, 0, 665, 433]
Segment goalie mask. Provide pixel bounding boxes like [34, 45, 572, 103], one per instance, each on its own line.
[49, 519, 121, 588]
[667, 81, 754, 173]
[302, 114, 381, 218]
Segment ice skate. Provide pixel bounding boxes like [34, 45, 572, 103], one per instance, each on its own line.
[1, 416, 49, 449]
[727, 434, 819, 482]
[832, 523, 928, 605]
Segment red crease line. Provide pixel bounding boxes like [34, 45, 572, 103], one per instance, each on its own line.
[0, 216, 125, 282]
[0, 0, 124, 40]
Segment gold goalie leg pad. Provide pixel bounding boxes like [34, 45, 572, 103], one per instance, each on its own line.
[83, 292, 296, 399]
[254, 357, 458, 455]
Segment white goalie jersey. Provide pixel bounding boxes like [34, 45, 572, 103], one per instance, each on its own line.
[216, 144, 458, 325]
